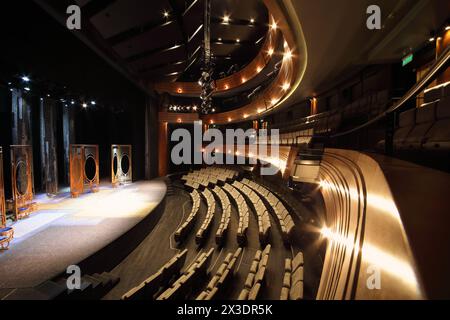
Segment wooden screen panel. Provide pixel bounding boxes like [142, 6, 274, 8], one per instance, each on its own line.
[111, 145, 132, 187]
[0, 147, 6, 227]
[70, 145, 99, 197]
[10, 145, 35, 220]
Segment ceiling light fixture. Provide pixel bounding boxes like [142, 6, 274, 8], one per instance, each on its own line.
[223, 15, 230, 24]
[82, 103, 88, 108]
[236, 38, 240, 43]
[163, 11, 169, 18]
[282, 82, 290, 91]
[271, 21, 277, 30]
[21, 76, 30, 82]
[250, 18, 255, 24]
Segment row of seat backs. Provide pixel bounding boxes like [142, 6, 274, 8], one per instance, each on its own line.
[199, 167, 238, 180]
[241, 178, 295, 244]
[196, 247, 243, 300]
[121, 249, 188, 300]
[211, 186, 232, 245]
[394, 97, 450, 150]
[195, 189, 216, 244]
[342, 90, 390, 117]
[232, 180, 271, 244]
[424, 82, 450, 104]
[184, 180, 200, 190]
[222, 183, 249, 245]
[276, 90, 390, 145]
[183, 174, 217, 188]
[238, 245, 271, 300]
[174, 190, 201, 242]
[157, 248, 215, 300]
[280, 252, 304, 300]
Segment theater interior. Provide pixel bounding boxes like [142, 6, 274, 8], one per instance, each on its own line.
[0, 0, 449, 301]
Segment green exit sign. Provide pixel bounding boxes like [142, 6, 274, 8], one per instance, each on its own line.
[402, 53, 414, 67]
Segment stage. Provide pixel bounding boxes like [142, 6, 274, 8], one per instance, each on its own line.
[0, 180, 166, 289]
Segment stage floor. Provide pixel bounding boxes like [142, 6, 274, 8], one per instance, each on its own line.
[0, 180, 166, 289]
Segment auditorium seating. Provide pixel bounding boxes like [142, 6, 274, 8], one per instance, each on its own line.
[241, 178, 295, 244]
[223, 183, 249, 245]
[276, 90, 391, 147]
[232, 180, 271, 244]
[391, 84, 450, 153]
[211, 186, 232, 246]
[195, 189, 216, 245]
[157, 248, 214, 300]
[238, 245, 271, 300]
[280, 252, 304, 300]
[174, 190, 201, 243]
[122, 249, 188, 300]
[196, 247, 242, 300]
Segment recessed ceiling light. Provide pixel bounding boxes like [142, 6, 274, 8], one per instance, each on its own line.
[82, 103, 88, 108]
[236, 38, 240, 43]
[218, 37, 222, 42]
[223, 15, 230, 24]
[250, 18, 255, 23]
[163, 11, 169, 18]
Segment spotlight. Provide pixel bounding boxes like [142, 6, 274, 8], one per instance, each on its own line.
[24, 87, 30, 92]
[241, 77, 246, 83]
[218, 37, 222, 42]
[71, 100, 75, 105]
[82, 103, 88, 108]
[212, 108, 216, 112]
[250, 18, 255, 24]
[228, 118, 232, 122]
[429, 37, 435, 42]
[256, 66, 262, 73]
[90, 100, 96, 105]
[163, 11, 169, 18]
[267, 47, 274, 56]
[224, 84, 229, 90]
[223, 15, 230, 24]
[236, 38, 240, 43]
[271, 98, 278, 105]
[21, 76, 30, 82]
[282, 82, 290, 91]
[284, 50, 293, 59]
[271, 21, 277, 30]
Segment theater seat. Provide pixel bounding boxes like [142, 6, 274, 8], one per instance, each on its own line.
[401, 102, 436, 150]
[423, 97, 450, 151]
[393, 108, 415, 150]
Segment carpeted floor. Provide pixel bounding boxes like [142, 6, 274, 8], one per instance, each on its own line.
[0, 180, 166, 289]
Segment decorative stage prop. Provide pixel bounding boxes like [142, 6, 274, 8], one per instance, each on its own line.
[111, 145, 132, 187]
[69, 145, 99, 197]
[10, 145, 36, 220]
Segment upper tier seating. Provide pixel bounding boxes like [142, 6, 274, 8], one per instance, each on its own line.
[241, 178, 295, 244]
[277, 90, 390, 146]
[238, 245, 271, 300]
[196, 247, 243, 300]
[195, 189, 216, 245]
[211, 186, 232, 246]
[280, 252, 304, 300]
[121, 249, 188, 300]
[174, 190, 201, 243]
[392, 91, 450, 152]
[223, 183, 249, 246]
[157, 248, 214, 300]
[232, 180, 271, 244]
